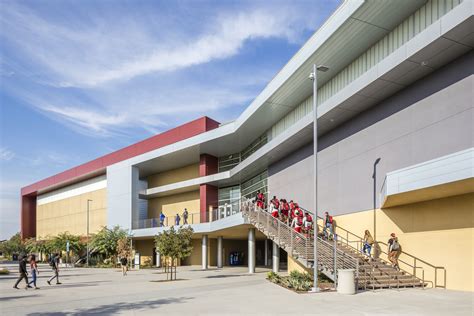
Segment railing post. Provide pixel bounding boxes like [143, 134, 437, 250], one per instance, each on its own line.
[266, 212, 269, 232]
[333, 237, 337, 286]
[290, 230, 294, 256]
[413, 258, 416, 279]
[435, 268, 437, 288]
[277, 220, 281, 244]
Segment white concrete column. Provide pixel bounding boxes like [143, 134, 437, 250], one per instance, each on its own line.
[264, 239, 269, 266]
[272, 242, 280, 273]
[248, 228, 256, 274]
[202, 235, 208, 270]
[217, 236, 223, 268]
[156, 251, 161, 268]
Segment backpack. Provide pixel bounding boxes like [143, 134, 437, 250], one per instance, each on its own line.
[49, 256, 55, 267]
[306, 215, 313, 222]
[328, 216, 333, 224]
[391, 239, 400, 251]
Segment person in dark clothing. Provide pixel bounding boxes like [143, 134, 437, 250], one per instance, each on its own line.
[120, 257, 128, 276]
[182, 208, 189, 224]
[47, 253, 62, 285]
[13, 255, 30, 289]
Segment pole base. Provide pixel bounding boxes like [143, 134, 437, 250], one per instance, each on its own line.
[308, 287, 321, 293]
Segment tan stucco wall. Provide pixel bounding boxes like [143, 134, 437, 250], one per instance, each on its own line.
[134, 239, 155, 266]
[148, 190, 200, 223]
[147, 163, 199, 188]
[36, 188, 107, 239]
[333, 193, 474, 292]
[288, 255, 312, 275]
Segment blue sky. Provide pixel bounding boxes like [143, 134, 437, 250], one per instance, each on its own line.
[0, 0, 340, 239]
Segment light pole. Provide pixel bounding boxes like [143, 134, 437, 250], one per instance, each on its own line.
[309, 64, 329, 292]
[86, 199, 92, 267]
[372, 158, 381, 241]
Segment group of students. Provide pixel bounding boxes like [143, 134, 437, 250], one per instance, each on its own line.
[254, 191, 402, 271]
[13, 253, 61, 290]
[157, 208, 189, 227]
[362, 230, 401, 269]
[254, 191, 337, 239]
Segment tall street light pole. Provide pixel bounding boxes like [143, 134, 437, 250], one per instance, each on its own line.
[372, 158, 381, 241]
[309, 64, 329, 292]
[86, 199, 92, 267]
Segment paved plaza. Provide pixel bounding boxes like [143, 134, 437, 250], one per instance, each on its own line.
[0, 263, 472, 315]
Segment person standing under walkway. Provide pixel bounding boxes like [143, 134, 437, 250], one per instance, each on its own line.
[28, 254, 40, 289]
[13, 255, 30, 289]
[175, 213, 181, 226]
[47, 253, 62, 285]
[182, 208, 189, 224]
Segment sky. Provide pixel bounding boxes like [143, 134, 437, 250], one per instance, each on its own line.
[0, 0, 341, 240]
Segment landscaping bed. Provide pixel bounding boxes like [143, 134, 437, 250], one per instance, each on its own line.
[267, 271, 334, 293]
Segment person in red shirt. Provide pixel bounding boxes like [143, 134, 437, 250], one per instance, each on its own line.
[281, 199, 289, 223]
[255, 191, 265, 210]
[270, 196, 280, 218]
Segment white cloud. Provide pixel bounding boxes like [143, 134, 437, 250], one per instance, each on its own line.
[0, 148, 15, 161]
[1, 3, 318, 87]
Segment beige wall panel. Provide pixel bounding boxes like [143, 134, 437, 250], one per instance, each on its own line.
[37, 188, 107, 239]
[288, 255, 312, 275]
[147, 163, 199, 188]
[148, 190, 200, 221]
[333, 193, 474, 292]
[134, 239, 155, 266]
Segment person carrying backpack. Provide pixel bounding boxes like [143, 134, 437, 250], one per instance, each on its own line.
[303, 212, 313, 236]
[47, 253, 61, 285]
[388, 233, 401, 270]
[120, 257, 128, 276]
[13, 255, 30, 290]
[362, 230, 374, 257]
[323, 211, 334, 240]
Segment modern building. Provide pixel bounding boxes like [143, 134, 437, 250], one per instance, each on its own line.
[21, 0, 473, 291]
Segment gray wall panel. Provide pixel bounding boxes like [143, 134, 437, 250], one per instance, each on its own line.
[268, 53, 473, 216]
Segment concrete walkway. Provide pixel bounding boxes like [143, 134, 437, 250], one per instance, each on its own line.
[0, 263, 472, 315]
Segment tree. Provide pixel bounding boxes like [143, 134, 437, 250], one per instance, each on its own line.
[117, 237, 132, 262]
[0, 233, 27, 259]
[154, 226, 194, 280]
[90, 226, 128, 264]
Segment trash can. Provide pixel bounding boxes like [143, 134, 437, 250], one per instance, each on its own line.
[337, 269, 356, 294]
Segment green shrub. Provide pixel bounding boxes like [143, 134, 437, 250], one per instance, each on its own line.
[0, 268, 10, 275]
[288, 271, 312, 291]
[266, 271, 281, 284]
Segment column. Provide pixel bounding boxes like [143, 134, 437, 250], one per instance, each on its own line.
[272, 242, 280, 273]
[199, 154, 218, 223]
[217, 236, 223, 268]
[156, 251, 161, 268]
[248, 228, 256, 274]
[202, 235, 208, 270]
[264, 239, 269, 266]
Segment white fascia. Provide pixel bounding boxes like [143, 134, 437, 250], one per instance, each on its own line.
[318, 0, 473, 118]
[382, 147, 474, 199]
[143, 114, 313, 197]
[131, 212, 246, 237]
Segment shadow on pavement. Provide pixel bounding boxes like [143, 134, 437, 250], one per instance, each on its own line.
[1, 294, 40, 301]
[27, 296, 193, 315]
[204, 274, 243, 279]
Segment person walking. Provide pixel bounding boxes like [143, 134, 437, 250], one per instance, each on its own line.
[175, 213, 181, 226]
[362, 230, 374, 258]
[13, 255, 30, 289]
[47, 253, 62, 285]
[28, 254, 40, 289]
[120, 257, 128, 276]
[323, 211, 334, 240]
[182, 208, 189, 224]
[388, 233, 401, 270]
[160, 212, 166, 227]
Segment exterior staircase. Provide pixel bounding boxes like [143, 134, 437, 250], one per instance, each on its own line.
[241, 201, 428, 290]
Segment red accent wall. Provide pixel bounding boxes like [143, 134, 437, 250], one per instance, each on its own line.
[21, 195, 36, 239]
[20, 116, 220, 239]
[199, 154, 218, 177]
[200, 184, 218, 223]
[199, 154, 218, 222]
